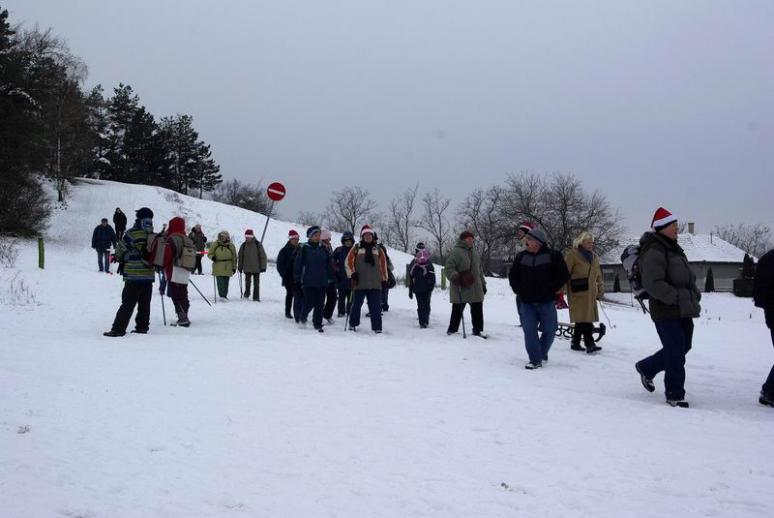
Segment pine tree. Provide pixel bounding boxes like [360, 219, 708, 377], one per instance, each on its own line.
[190, 142, 222, 198]
[104, 83, 140, 181]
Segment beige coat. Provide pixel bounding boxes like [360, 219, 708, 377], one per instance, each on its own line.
[564, 247, 604, 323]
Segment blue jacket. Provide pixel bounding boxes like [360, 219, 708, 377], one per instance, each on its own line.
[409, 261, 436, 295]
[277, 242, 298, 286]
[294, 242, 333, 288]
[92, 224, 117, 250]
[332, 244, 353, 290]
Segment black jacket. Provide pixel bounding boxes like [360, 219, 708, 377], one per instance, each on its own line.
[639, 232, 701, 321]
[92, 224, 117, 250]
[508, 245, 570, 303]
[754, 249, 774, 309]
[276, 242, 299, 286]
[113, 210, 127, 231]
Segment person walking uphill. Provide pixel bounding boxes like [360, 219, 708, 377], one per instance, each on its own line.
[103, 207, 156, 337]
[158, 216, 195, 327]
[332, 231, 355, 317]
[238, 229, 268, 301]
[752, 247, 774, 407]
[277, 229, 301, 319]
[409, 249, 436, 328]
[294, 226, 334, 332]
[634, 208, 701, 408]
[113, 208, 127, 241]
[509, 228, 570, 369]
[564, 231, 604, 354]
[209, 231, 237, 300]
[92, 218, 117, 273]
[188, 224, 207, 275]
[445, 231, 488, 338]
[346, 225, 389, 333]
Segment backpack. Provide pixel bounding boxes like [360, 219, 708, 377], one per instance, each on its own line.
[148, 233, 167, 268]
[175, 235, 198, 271]
[621, 244, 668, 313]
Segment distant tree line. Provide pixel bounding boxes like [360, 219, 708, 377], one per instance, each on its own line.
[0, 5, 222, 236]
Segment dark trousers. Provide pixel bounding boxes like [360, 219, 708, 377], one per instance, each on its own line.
[763, 309, 774, 396]
[302, 287, 326, 329]
[194, 254, 203, 274]
[244, 273, 260, 300]
[350, 289, 382, 331]
[637, 318, 694, 401]
[572, 322, 596, 346]
[294, 285, 306, 323]
[111, 282, 153, 333]
[284, 284, 295, 316]
[216, 276, 230, 298]
[96, 249, 110, 272]
[323, 283, 338, 319]
[382, 286, 390, 311]
[448, 301, 484, 334]
[169, 282, 189, 315]
[415, 292, 431, 326]
[116, 229, 125, 241]
[337, 287, 352, 317]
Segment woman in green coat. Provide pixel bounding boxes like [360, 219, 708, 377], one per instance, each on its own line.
[564, 231, 604, 353]
[208, 230, 237, 300]
[444, 231, 487, 338]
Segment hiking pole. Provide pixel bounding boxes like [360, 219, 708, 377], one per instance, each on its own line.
[157, 271, 167, 326]
[599, 300, 615, 328]
[188, 278, 212, 307]
[458, 285, 467, 339]
[238, 272, 243, 298]
[344, 290, 353, 331]
[213, 275, 217, 304]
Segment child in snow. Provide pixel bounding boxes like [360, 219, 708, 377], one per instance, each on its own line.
[409, 249, 436, 328]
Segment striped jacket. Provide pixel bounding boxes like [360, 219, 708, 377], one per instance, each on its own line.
[119, 225, 155, 283]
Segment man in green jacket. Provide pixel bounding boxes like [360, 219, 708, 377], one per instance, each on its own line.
[445, 231, 487, 338]
[238, 229, 268, 301]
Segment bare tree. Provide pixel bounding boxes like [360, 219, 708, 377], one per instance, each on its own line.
[499, 171, 623, 255]
[457, 186, 506, 274]
[417, 188, 452, 262]
[714, 223, 772, 258]
[296, 210, 325, 228]
[325, 186, 377, 233]
[385, 184, 419, 253]
[211, 178, 271, 215]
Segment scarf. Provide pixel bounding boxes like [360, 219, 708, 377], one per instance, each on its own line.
[361, 241, 375, 266]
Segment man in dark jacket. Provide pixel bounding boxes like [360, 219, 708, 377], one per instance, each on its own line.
[332, 231, 355, 317]
[277, 229, 300, 319]
[508, 228, 570, 369]
[113, 208, 127, 240]
[294, 226, 334, 332]
[238, 229, 268, 301]
[188, 224, 207, 274]
[92, 218, 117, 273]
[753, 247, 774, 407]
[634, 207, 701, 408]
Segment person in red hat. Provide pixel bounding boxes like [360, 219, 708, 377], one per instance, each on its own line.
[634, 207, 701, 408]
[238, 229, 268, 301]
[277, 229, 301, 319]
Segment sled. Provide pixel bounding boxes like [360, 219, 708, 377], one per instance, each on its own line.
[555, 322, 606, 342]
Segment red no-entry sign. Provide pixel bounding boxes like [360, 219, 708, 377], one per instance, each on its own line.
[267, 182, 286, 202]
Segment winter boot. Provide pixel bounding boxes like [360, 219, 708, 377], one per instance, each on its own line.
[635, 363, 655, 392]
[586, 344, 602, 354]
[666, 399, 690, 408]
[177, 311, 191, 328]
[570, 328, 585, 351]
[103, 330, 125, 337]
[131, 328, 148, 334]
[524, 361, 543, 370]
[760, 391, 774, 407]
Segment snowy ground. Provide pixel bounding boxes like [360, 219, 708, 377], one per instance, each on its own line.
[1, 181, 773, 517]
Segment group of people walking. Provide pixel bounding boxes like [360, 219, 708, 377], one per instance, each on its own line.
[98, 205, 774, 409]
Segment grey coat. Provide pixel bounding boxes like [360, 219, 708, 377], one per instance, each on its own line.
[238, 239, 268, 274]
[639, 232, 701, 321]
[445, 240, 486, 304]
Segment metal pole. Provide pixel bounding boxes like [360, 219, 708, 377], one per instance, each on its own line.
[157, 271, 167, 326]
[189, 279, 212, 307]
[599, 301, 615, 328]
[238, 272, 243, 298]
[259, 201, 275, 244]
[213, 274, 217, 304]
[38, 237, 45, 269]
[458, 285, 467, 339]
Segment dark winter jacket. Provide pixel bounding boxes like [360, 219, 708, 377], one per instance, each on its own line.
[92, 224, 117, 251]
[238, 239, 268, 274]
[113, 210, 127, 232]
[409, 262, 436, 295]
[294, 241, 333, 288]
[333, 244, 353, 290]
[509, 245, 570, 304]
[753, 249, 774, 311]
[639, 231, 701, 321]
[277, 242, 299, 286]
[188, 229, 207, 251]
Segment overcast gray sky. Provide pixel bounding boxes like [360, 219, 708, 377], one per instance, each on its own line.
[8, 0, 774, 231]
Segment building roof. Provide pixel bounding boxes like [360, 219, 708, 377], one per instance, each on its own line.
[601, 233, 747, 265]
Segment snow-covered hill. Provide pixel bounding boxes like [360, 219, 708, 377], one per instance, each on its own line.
[1, 180, 773, 517]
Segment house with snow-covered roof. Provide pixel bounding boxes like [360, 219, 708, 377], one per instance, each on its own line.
[600, 230, 747, 293]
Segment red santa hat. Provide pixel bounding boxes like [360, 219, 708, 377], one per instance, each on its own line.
[651, 207, 678, 231]
[245, 229, 254, 237]
[360, 224, 374, 237]
[518, 221, 535, 233]
[288, 229, 299, 239]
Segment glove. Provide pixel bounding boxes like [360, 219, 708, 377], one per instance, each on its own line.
[483, 286, 487, 295]
[351, 272, 359, 284]
[159, 277, 167, 296]
[408, 289, 414, 300]
[261, 269, 266, 273]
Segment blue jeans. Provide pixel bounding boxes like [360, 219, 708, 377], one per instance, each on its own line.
[96, 249, 110, 272]
[349, 289, 382, 331]
[521, 301, 558, 363]
[637, 318, 694, 400]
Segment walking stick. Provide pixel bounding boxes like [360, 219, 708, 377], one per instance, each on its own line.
[344, 290, 353, 331]
[189, 278, 212, 307]
[599, 300, 615, 328]
[213, 274, 217, 304]
[238, 272, 243, 298]
[157, 271, 167, 326]
[458, 285, 467, 339]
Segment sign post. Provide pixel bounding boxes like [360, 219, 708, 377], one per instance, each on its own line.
[260, 182, 286, 243]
